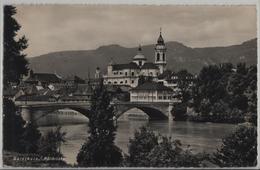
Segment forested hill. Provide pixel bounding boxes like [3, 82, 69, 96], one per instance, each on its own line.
[28, 38, 257, 78]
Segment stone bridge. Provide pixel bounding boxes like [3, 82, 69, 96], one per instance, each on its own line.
[15, 100, 174, 124]
[15, 100, 92, 124]
[112, 101, 173, 120]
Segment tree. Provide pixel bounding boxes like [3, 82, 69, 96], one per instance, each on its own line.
[214, 124, 257, 167]
[148, 137, 200, 167]
[192, 63, 256, 123]
[172, 102, 187, 121]
[20, 122, 42, 153]
[77, 80, 122, 167]
[38, 126, 66, 158]
[128, 126, 158, 166]
[176, 69, 193, 103]
[3, 98, 25, 152]
[4, 5, 29, 86]
[127, 126, 201, 167]
[196, 65, 225, 104]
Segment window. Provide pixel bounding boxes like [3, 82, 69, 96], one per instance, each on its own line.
[132, 72, 134, 76]
[114, 81, 117, 84]
[163, 53, 165, 61]
[131, 80, 134, 84]
[150, 72, 153, 76]
[125, 80, 127, 83]
[158, 96, 162, 100]
[163, 96, 167, 100]
[108, 81, 111, 84]
[157, 53, 160, 61]
[119, 72, 122, 75]
[139, 61, 142, 66]
[125, 72, 127, 76]
[120, 81, 123, 84]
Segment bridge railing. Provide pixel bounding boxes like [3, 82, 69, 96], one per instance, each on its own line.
[15, 100, 91, 106]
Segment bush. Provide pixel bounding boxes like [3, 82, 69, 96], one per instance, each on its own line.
[213, 124, 257, 167]
[127, 126, 201, 167]
[127, 126, 158, 166]
[148, 137, 200, 167]
[38, 126, 66, 158]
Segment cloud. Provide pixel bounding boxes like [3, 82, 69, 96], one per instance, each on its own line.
[14, 5, 256, 58]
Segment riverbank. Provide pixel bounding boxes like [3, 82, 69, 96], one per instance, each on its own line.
[173, 105, 257, 125]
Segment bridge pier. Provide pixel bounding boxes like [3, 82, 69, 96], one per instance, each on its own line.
[168, 102, 174, 121]
[20, 106, 32, 125]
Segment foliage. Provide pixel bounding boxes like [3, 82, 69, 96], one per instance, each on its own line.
[20, 122, 42, 153]
[213, 124, 257, 167]
[4, 5, 29, 86]
[38, 126, 67, 158]
[176, 69, 193, 103]
[192, 63, 257, 123]
[127, 126, 201, 167]
[77, 80, 122, 167]
[172, 102, 187, 121]
[148, 137, 200, 167]
[3, 98, 25, 152]
[127, 126, 158, 166]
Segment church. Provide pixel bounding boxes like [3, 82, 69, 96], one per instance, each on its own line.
[103, 31, 167, 87]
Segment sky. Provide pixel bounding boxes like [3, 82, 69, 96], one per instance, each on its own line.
[14, 5, 257, 58]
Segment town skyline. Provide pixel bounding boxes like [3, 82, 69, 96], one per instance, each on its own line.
[15, 5, 256, 58]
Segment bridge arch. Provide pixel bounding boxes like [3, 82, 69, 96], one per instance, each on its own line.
[19, 104, 93, 125]
[115, 105, 168, 120]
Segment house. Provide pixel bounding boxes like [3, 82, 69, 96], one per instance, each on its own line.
[130, 82, 173, 102]
[24, 71, 63, 87]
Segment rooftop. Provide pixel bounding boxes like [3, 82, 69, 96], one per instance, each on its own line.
[25, 73, 62, 83]
[112, 62, 139, 70]
[131, 82, 173, 91]
[16, 95, 56, 101]
[141, 62, 158, 70]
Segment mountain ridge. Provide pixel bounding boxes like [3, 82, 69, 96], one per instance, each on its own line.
[28, 38, 257, 79]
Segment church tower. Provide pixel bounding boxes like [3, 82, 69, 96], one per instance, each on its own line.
[154, 28, 167, 74]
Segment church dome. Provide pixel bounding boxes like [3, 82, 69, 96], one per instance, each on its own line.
[133, 45, 147, 61]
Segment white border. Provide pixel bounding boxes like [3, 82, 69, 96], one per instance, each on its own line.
[0, 0, 259, 169]
[0, 0, 259, 5]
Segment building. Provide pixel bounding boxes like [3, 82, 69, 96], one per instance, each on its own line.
[64, 75, 85, 86]
[157, 70, 195, 92]
[130, 82, 173, 102]
[24, 70, 63, 87]
[103, 31, 166, 87]
[154, 29, 167, 74]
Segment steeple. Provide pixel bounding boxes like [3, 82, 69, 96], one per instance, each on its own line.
[157, 27, 165, 45]
[138, 44, 142, 52]
[154, 28, 167, 74]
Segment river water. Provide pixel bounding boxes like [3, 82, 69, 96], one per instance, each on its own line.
[39, 118, 237, 165]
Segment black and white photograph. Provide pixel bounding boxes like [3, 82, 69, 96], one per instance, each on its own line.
[1, 0, 259, 168]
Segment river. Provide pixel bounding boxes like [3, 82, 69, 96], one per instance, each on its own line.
[39, 118, 237, 165]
